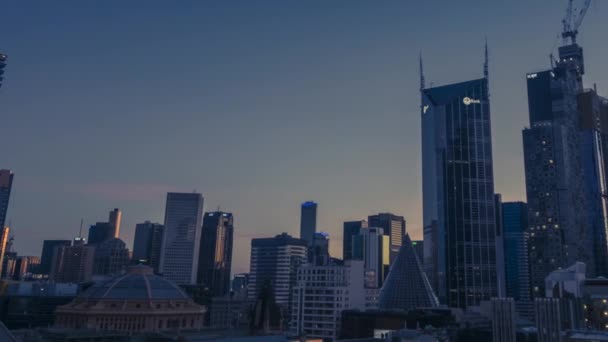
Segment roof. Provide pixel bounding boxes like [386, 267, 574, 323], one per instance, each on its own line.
[78, 265, 189, 301]
[423, 78, 485, 106]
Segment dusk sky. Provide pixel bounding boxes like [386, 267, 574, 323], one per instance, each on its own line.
[1, 1, 607, 275]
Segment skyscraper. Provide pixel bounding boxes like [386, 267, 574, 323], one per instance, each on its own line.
[299, 201, 317, 246]
[197, 211, 234, 297]
[108, 208, 122, 238]
[523, 37, 608, 297]
[50, 243, 95, 283]
[343, 220, 367, 261]
[132, 221, 164, 272]
[93, 238, 130, 276]
[352, 227, 390, 288]
[160, 192, 204, 285]
[87, 222, 113, 245]
[0, 53, 7, 89]
[311, 232, 330, 266]
[40, 240, 72, 275]
[248, 233, 307, 307]
[421, 48, 500, 308]
[368, 213, 406, 264]
[0, 170, 14, 230]
[502, 202, 531, 306]
[0, 226, 9, 277]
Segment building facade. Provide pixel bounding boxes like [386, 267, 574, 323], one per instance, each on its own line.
[108, 208, 121, 239]
[343, 220, 367, 261]
[132, 221, 164, 272]
[0, 53, 7, 89]
[92, 238, 130, 276]
[491, 298, 517, 342]
[421, 52, 500, 308]
[160, 192, 204, 285]
[368, 213, 406, 264]
[40, 240, 71, 275]
[300, 201, 317, 246]
[352, 227, 390, 289]
[0, 226, 9, 278]
[290, 260, 365, 340]
[50, 243, 95, 283]
[0, 170, 13, 236]
[197, 211, 234, 297]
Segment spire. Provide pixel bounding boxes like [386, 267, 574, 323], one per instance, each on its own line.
[419, 52, 425, 91]
[484, 38, 489, 80]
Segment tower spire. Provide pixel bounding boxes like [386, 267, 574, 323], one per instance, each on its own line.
[419, 52, 425, 91]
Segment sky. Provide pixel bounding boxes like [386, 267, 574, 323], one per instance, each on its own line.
[1, 1, 608, 275]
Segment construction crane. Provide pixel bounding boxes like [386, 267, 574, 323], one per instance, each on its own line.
[562, 0, 592, 44]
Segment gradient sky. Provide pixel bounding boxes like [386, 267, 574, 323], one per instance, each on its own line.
[1, 1, 608, 275]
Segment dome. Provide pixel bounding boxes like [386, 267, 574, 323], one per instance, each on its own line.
[79, 264, 188, 301]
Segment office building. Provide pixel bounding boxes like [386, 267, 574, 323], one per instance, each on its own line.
[502, 202, 532, 312]
[93, 238, 130, 276]
[13, 256, 39, 280]
[132, 221, 164, 272]
[368, 213, 406, 264]
[50, 243, 95, 283]
[248, 233, 307, 307]
[300, 201, 317, 246]
[0, 53, 7, 89]
[0, 170, 13, 231]
[87, 222, 113, 245]
[39, 240, 71, 275]
[378, 234, 438, 311]
[197, 211, 234, 297]
[108, 208, 121, 238]
[209, 295, 249, 329]
[310, 231, 330, 266]
[160, 192, 204, 285]
[343, 220, 367, 261]
[0, 226, 9, 277]
[290, 260, 365, 340]
[231, 273, 249, 298]
[54, 265, 205, 333]
[421, 48, 500, 308]
[491, 298, 517, 342]
[352, 227, 390, 288]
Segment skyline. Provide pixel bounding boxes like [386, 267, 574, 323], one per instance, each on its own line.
[2, 1, 608, 275]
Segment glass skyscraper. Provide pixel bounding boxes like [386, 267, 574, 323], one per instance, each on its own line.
[501, 202, 531, 305]
[299, 201, 317, 246]
[197, 211, 234, 297]
[159, 192, 204, 285]
[368, 213, 406, 264]
[132, 221, 164, 272]
[421, 55, 499, 308]
[343, 220, 367, 261]
[0, 169, 14, 230]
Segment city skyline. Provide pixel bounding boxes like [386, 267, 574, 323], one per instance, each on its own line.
[2, 1, 608, 276]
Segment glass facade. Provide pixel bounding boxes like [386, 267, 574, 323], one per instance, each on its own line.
[300, 201, 317, 246]
[197, 211, 234, 297]
[501, 202, 530, 303]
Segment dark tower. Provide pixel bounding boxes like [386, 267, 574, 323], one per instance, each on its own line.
[299, 202, 317, 246]
[197, 211, 234, 297]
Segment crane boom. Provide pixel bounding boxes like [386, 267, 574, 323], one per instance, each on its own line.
[562, 0, 592, 44]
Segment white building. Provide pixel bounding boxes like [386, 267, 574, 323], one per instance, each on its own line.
[290, 260, 365, 341]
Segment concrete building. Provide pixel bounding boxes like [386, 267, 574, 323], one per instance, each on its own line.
[92, 237, 130, 276]
[132, 221, 164, 272]
[368, 213, 406, 264]
[290, 260, 365, 340]
[108, 208, 121, 239]
[300, 201, 317, 246]
[352, 227, 389, 288]
[50, 242, 95, 284]
[421, 49, 500, 308]
[40, 240, 71, 275]
[54, 265, 205, 334]
[197, 211, 234, 297]
[87, 222, 114, 245]
[248, 233, 307, 308]
[343, 220, 367, 261]
[160, 192, 204, 285]
[491, 298, 516, 342]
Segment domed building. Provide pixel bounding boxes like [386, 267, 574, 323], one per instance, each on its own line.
[55, 265, 205, 334]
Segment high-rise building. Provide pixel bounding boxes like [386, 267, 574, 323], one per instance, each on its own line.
[93, 238, 130, 276]
[232, 273, 249, 298]
[50, 243, 95, 283]
[0, 170, 14, 231]
[421, 48, 500, 308]
[368, 213, 406, 264]
[502, 202, 532, 311]
[40, 240, 71, 275]
[87, 222, 113, 245]
[132, 221, 164, 272]
[491, 298, 517, 342]
[299, 201, 317, 246]
[0, 226, 9, 277]
[343, 220, 367, 261]
[523, 37, 608, 297]
[197, 211, 234, 297]
[0, 53, 7, 89]
[352, 227, 390, 288]
[248, 233, 307, 308]
[108, 208, 122, 238]
[160, 192, 204, 285]
[378, 234, 438, 311]
[290, 260, 366, 340]
[311, 232, 330, 266]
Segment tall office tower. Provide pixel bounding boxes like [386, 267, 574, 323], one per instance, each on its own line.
[232, 273, 249, 298]
[523, 36, 608, 297]
[108, 208, 122, 238]
[160, 192, 204, 285]
[0, 170, 14, 230]
[290, 260, 366, 341]
[197, 211, 234, 297]
[93, 238, 130, 276]
[50, 243, 95, 283]
[0, 53, 6, 89]
[368, 213, 406, 264]
[421, 48, 500, 308]
[39, 240, 71, 275]
[311, 232, 330, 266]
[378, 235, 438, 311]
[299, 201, 317, 246]
[0, 226, 9, 277]
[352, 227, 390, 288]
[494, 194, 507, 298]
[343, 220, 367, 261]
[87, 222, 113, 245]
[132, 221, 164, 272]
[502, 202, 532, 311]
[248, 233, 307, 308]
